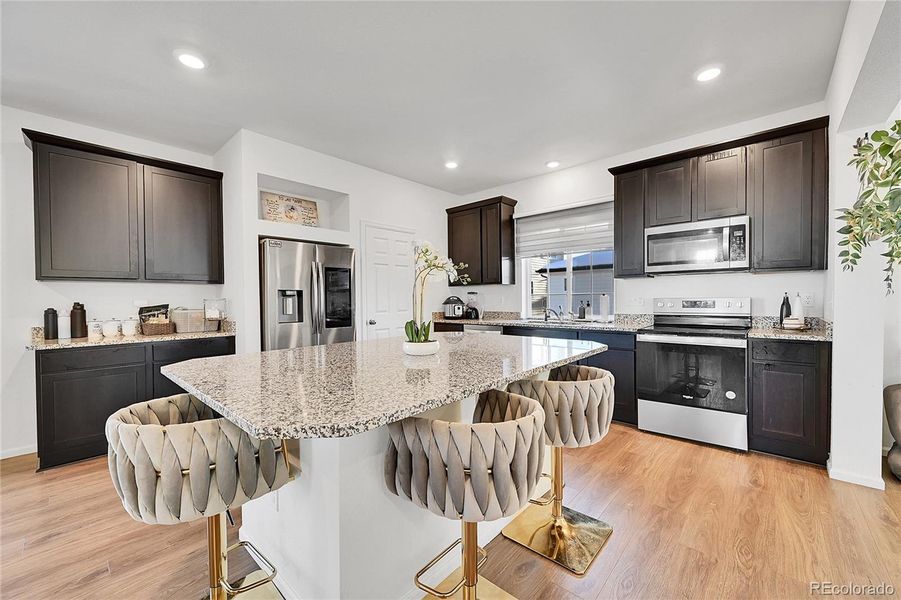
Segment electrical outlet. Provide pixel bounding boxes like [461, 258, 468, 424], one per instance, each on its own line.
[633, 297, 645, 307]
[801, 293, 814, 307]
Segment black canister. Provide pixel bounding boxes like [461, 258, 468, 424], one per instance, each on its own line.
[71, 302, 87, 338]
[43, 308, 58, 340]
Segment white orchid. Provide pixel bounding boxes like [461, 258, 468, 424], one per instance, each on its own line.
[408, 240, 470, 337]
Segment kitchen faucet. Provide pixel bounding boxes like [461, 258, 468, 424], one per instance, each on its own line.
[544, 306, 565, 322]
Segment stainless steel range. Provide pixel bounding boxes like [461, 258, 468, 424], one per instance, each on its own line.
[635, 297, 751, 450]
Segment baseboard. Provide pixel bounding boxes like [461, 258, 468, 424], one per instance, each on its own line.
[827, 461, 886, 490]
[0, 445, 36, 459]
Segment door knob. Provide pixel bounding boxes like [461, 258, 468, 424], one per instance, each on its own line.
[368, 319, 377, 325]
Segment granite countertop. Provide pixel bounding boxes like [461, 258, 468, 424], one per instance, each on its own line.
[433, 311, 653, 333]
[26, 321, 236, 351]
[746, 316, 832, 342]
[162, 332, 607, 439]
[746, 328, 832, 342]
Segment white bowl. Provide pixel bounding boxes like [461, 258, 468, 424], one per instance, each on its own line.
[403, 340, 440, 356]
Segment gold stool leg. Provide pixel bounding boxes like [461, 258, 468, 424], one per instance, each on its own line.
[501, 447, 613, 576]
[421, 522, 516, 599]
[208, 514, 228, 600]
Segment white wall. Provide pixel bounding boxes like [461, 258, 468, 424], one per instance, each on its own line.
[214, 129, 458, 354]
[0, 106, 223, 458]
[824, 0, 898, 489]
[454, 102, 830, 317]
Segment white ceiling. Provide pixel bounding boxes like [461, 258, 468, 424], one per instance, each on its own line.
[1, 1, 849, 194]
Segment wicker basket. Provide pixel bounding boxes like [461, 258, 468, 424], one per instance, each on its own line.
[141, 322, 175, 336]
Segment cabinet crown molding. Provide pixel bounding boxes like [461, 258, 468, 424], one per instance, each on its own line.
[608, 116, 829, 176]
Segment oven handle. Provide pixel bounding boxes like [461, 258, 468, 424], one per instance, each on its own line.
[636, 334, 747, 349]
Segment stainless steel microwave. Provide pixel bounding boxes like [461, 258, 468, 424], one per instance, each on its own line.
[644, 216, 749, 274]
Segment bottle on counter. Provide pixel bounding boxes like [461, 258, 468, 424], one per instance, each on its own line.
[779, 292, 792, 326]
[43, 308, 58, 340]
[578, 301, 586, 319]
[70, 302, 87, 339]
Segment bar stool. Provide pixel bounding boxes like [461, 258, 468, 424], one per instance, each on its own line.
[502, 364, 615, 576]
[106, 393, 291, 600]
[385, 389, 545, 599]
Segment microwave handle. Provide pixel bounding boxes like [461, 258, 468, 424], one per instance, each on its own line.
[723, 226, 730, 261]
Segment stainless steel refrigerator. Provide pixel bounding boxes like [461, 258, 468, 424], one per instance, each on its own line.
[260, 238, 356, 350]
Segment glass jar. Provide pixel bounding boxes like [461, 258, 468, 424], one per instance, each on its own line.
[466, 291, 482, 317]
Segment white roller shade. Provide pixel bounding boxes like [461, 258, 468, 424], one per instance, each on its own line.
[515, 202, 614, 258]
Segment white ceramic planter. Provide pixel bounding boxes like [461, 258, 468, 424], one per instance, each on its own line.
[403, 340, 440, 356]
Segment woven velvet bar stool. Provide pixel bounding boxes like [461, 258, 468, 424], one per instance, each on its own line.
[385, 389, 545, 599]
[502, 364, 615, 576]
[106, 394, 291, 600]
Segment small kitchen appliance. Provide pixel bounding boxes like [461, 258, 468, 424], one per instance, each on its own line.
[442, 296, 465, 319]
[636, 297, 751, 450]
[644, 216, 749, 274]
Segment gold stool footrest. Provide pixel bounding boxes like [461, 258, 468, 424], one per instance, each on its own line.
[220, 540, 278, 596]
[414, 538, 488, 598]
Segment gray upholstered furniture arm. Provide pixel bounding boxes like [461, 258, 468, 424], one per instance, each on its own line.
[106, 394, 290, 525]
[885, 384, 901, 480]
[507, 364, 615, 448]
[384, 389, 545, 522]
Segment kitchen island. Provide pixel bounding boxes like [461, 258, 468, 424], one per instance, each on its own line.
[162, 332, 606, 599]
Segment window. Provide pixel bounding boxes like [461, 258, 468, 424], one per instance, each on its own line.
[516, 202, 615, 319]
[525, 251, 614, 318]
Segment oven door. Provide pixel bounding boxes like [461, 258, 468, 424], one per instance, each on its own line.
[644, 216, 748, 273]
[636, 333, 748, 450]
[636, 334, 747, 413]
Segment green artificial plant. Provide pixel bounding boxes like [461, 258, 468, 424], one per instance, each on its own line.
[838, 119, 901, 293]
[405, 241, 470, 343]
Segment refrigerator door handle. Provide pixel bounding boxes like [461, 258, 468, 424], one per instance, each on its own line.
[317, 261, 327, 333]
[311, 261, 321, 334]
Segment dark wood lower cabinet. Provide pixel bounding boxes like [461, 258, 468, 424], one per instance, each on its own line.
[501, 327, 637, 425]
[748, 339, 830, 465]
[434, 321, 464, 333]
[35, 336, 235, 469]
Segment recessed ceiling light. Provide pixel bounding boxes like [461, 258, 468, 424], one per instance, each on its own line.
[696, 67, 721, 82]
[445, 161, 458, 169]
[546, 161, 560, 169]
[176, 52, 206, 70]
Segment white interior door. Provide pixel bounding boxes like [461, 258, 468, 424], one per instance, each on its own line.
[362, 222, 414, 340]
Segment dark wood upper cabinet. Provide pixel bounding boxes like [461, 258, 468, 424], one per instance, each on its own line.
[143, 166, 223, 282]
[34, 145, 140, 280]
[695, 147, 747, 220]
[613, 170, 645, 277]
[749, 129, 827, 271]
[645, 158, 693, 227]
[447, 196, 516, 285]
[25, 129, 224, 283]
[610, 117, 829, 276]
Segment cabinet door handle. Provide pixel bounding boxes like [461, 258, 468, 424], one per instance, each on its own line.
[368, 319, 377, 325]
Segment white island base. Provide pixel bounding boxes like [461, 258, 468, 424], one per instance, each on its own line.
[240, 394, 551, 600]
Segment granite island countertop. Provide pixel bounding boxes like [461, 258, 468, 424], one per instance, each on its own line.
[162, 332, 607, 439]
[746, 328, 832, 342]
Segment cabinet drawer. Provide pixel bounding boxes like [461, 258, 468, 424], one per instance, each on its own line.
[578, 331, 635, 351]
[39, 345, 146, 374]
[751, 340, 817, 364]
[151, 337, 233, 362]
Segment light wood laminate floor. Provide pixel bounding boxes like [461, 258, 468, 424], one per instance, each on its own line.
[1, 424, 899, 599]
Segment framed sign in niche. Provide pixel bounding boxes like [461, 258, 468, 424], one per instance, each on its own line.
[260, 191, 320, 227]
